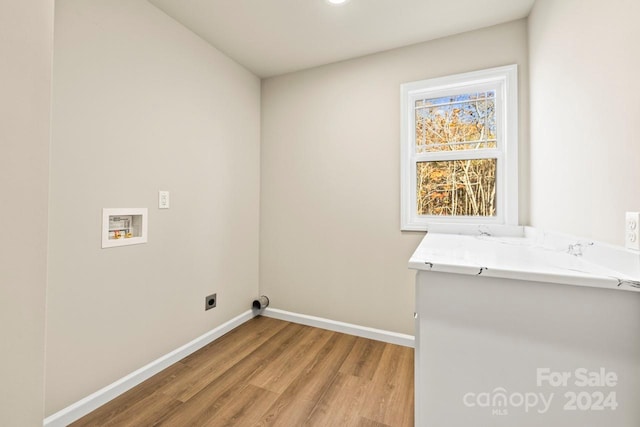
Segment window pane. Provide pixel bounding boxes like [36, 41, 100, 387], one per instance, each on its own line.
[415, 91, 496, 153]
[416, 159, 497, 217]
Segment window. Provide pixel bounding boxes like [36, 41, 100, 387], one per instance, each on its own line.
[400, 65, 518, 231]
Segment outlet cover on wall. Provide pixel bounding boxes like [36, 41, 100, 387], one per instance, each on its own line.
[159, 191, 170, 209]
[205, 293, 216, 310]
[625, 212, 640, 250]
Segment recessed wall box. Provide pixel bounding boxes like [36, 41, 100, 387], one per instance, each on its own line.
[102, 208, 148, 248]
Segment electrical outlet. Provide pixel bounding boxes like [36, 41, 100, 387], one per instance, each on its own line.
[625, 212, 640, 250]
[205, 293, 217, 310]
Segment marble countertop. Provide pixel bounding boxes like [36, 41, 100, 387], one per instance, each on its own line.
[409, 228, 640, 293]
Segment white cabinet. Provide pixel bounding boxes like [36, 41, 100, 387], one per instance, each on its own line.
[411, 231, 640, 426]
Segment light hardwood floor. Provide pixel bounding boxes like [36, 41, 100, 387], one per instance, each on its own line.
[71, 316, 414, 426]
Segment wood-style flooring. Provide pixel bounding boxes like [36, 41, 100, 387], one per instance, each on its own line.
[71, 316, 414, 426]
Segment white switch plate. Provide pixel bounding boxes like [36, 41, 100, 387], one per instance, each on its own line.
[159, 191, 170, 209]
[625, 211, 640, 250]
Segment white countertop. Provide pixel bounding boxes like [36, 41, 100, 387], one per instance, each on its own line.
[409, 228, 640, 292]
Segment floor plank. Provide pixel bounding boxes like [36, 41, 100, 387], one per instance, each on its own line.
[253, 332, 358, 426]
[71, 316, 414, 427]
[339, 337, 386, 380]
[214, 384, 280, 427]
[360, 344, 414, 426]
[161, 316, 288, 402]
[249, 325, 333, 394]
[304, 372, 372, 426]
[156, 323, 306, 426]
[100, 391, 182, 427]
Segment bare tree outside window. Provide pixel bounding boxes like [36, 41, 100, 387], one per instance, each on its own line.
[414, 92, 497, 216]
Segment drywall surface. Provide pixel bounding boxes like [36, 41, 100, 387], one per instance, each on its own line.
[47, 0, 260, 414]
[260, 20, 529, 335]
[528, 0, 640, 244]
[0, 1, 53, 425]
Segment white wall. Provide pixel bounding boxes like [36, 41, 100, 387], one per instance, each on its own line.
[529, 0, 640, 245]
[260, 20, 529, 335]
[46, 0, 260, 415]
[0, 1, 53, 425]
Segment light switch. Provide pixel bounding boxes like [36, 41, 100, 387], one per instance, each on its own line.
[159, 191, 170, 209]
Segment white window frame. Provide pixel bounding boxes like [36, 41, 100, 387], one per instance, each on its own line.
[400, 65, 518, 231]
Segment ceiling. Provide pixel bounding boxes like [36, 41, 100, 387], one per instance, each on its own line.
[148, 0, 535, 78]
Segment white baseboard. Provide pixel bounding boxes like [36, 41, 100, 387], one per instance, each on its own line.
[43, 310, 255, 427]
[261, 308, 415, 348]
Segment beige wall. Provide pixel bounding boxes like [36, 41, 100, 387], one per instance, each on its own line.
[46, 0, 260, 414]
[529, 0, 640, 244]
[260, 20, 529, 335]
[0, 1, 53, 425]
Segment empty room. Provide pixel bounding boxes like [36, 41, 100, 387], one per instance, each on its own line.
[2, 0, 639, 426]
